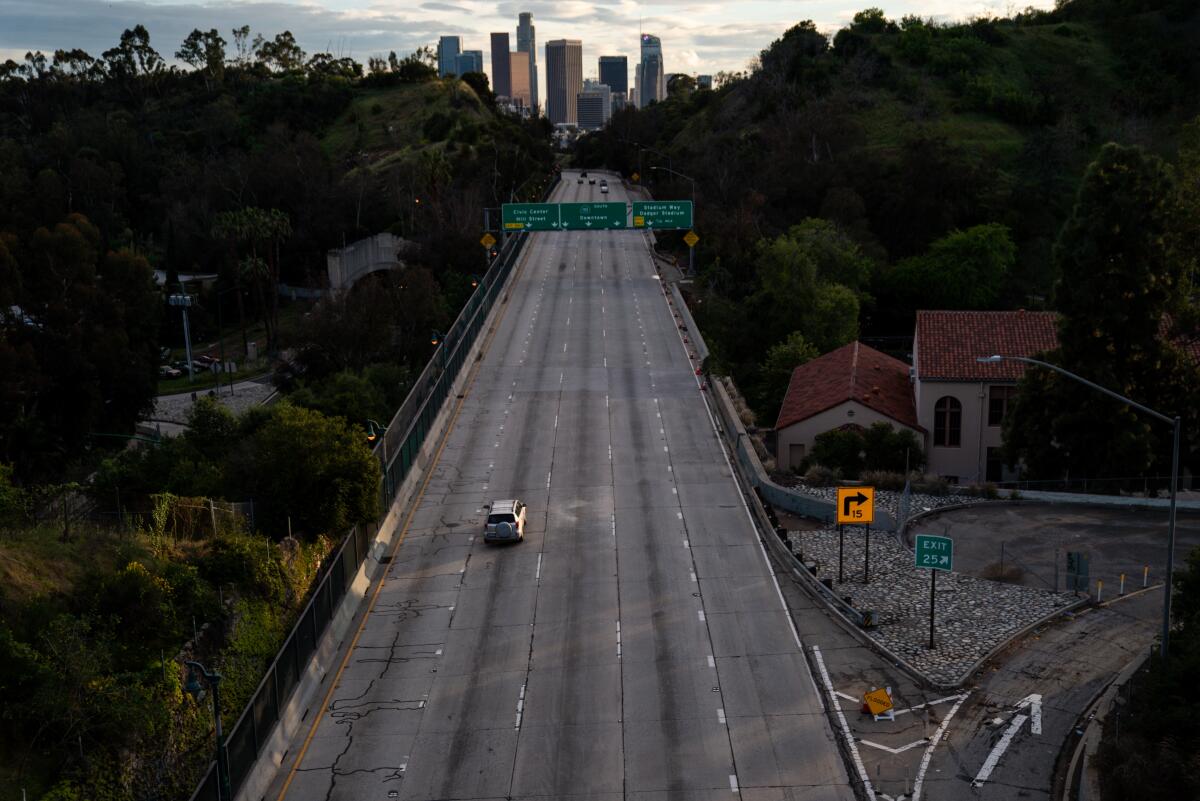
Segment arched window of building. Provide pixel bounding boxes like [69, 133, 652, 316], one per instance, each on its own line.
[934, 396, 962, 447]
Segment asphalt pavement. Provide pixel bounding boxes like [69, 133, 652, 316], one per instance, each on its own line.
[262, 173, 855, 801]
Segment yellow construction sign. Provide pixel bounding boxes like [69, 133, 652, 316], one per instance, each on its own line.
[480, 232, 497, 249]
[863, 687, 893, 716]
[683, 230, 700, 248]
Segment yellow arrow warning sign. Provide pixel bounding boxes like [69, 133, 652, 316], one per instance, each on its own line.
[480, 232, 497, 249]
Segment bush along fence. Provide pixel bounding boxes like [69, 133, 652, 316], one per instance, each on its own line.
[186, 181, 552, 801]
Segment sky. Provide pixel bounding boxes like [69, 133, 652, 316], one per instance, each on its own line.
[0, 0, 1055, 99]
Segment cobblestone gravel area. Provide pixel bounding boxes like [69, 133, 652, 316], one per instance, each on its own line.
[150, 380, 276, 425]
[788, 525, 1079, 685]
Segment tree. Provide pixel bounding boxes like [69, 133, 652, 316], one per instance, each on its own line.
[232, 403, 380, 538]
[176, 29, 226, 88]
[212, 207, 292, 354]
[253, 31, 306, 73]
[1004, 144, 1197, 483]
[883, 223, 1016, 320]
[752, 332, 820, 421]
[101, 25, 163, 80]
[752, 220, 868, 353]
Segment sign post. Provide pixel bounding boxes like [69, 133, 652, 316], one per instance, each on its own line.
[836, 487, 875, 585]
[914, 534, 953, 648]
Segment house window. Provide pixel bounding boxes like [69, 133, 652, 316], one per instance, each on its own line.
[986, 447, 1004, 483]
[988, 385, 1017, 426]
[934, 396, 962, 447]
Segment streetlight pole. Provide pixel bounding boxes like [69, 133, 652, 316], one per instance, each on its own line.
[168, 288, 196, 383]
[184, 660, 231, 801]
[650, 165, 698, 276]
[977, 354, 1182, 660]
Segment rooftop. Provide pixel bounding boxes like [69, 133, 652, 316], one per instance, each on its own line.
[775, 341, 920, 432]
[915, 310, 1059, 382]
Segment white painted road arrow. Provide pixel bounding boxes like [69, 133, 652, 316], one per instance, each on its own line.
[971, 694, 1042, 788]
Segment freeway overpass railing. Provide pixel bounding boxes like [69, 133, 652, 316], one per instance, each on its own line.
[187, 176, 557, 801]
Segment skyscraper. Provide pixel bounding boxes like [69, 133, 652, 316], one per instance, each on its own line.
[509, 50, 531, 110]
[437, 36, 461, 78]
[455, 50, 483, 76]
[490, 32, 511, 98]
[545, 39, 582, 125]
[598, 55, 628, 100]
[517, 13, 538, 115]
[639, 34, 665, 107]
[577, 80, 612, 131]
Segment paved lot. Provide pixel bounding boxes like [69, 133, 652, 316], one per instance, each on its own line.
[918, 502, 1200, 602]
[263, 173, 855, 801]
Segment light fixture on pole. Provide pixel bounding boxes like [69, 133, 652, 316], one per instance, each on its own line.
[977, 354, 1181, 660]
[168, 291, 196, 383]
[184, 660, 231, 801]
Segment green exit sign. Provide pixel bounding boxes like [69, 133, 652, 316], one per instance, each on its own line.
[502, 203, 560, 231]
[914, 534, 953, 571]
[632, 200, 693, 230]
[559, 202, 627, 230]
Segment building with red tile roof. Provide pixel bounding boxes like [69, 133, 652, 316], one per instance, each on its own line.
[914, 310, 1059, 484]
[775, 342, 922, 471]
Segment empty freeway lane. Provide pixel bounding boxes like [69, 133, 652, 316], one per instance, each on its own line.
[265, 172, 855, 801]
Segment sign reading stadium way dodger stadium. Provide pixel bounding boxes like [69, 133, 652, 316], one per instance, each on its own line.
[632, 200, 693, 230]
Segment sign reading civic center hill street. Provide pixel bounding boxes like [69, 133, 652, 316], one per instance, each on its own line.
[632, 200, 693, 230]
[836, 486, 875, 525]
[915, 534, 953, 571]
[502, 203, 559, 231]
[559, 202, 628, 230]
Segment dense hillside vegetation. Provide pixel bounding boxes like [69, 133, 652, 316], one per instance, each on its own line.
[0, 27, 554, 801]
[578, 0, 1200, 434]
[0, 29, 554, 483]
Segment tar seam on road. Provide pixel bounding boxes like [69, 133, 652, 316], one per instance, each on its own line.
[911, 690, 969, 801]
[273, 202, 539, 801]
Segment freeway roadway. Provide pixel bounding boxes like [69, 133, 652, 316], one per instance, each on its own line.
[264, 172, 855, 800]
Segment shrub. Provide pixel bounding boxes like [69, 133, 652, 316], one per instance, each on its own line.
[858, 470, 908, 490]
[912, 475, 951, 495]
[804, 464, 842, 486]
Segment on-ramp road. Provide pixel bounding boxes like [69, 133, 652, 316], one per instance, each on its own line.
[264, 173, 855, 801]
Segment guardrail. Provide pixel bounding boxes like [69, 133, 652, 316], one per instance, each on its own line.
[187, 176, 557, 801]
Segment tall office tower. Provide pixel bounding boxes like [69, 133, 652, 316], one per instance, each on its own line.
[437, 36, 461, 77]
[598, 55, 628, 102]
[490, 33, 512, 98]
[577, 80, 612, 131]
[455, 49, 483, 75]
[517, 13, 538, 115]
[545, 39, 582, 125]
[639, 34, 665, 106]
[509, 50, 532, 109]
[632, 63, 641, 108]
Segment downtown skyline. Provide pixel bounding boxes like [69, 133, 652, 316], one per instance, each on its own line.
[1, 0, 1058, 104]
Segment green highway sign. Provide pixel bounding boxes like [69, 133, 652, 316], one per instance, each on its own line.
[632, 200, 693, 230]
[502, 202, 560, 231]
[914, 534, 953, 571]
[559, 202, 628, 230]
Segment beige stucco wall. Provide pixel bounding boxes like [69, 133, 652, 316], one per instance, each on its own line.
[917, 380, 1019, 484]
[776, 400, 923, 472]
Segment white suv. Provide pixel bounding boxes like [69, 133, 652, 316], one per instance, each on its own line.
[484, 499, 526, 543]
